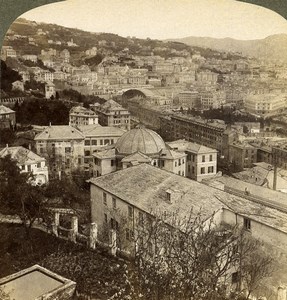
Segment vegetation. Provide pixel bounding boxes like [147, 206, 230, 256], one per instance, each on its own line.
[13, 98, 70, 125]
[0, 60, 22, 92]
[0, 155, 46, 238]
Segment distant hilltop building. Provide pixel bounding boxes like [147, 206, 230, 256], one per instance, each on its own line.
[1, 46, 16, 60]
[45, 81, 56, 99]
[69, 106, 98, 126]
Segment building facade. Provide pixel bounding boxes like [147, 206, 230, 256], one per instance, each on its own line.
[0, 146, 49, 185]
[0, 105, 16, 129]
[69, 106, 98, 126]
[94, 100, 131, 130]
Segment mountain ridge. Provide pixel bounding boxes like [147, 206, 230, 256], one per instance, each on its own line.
[167, 34, 287, 61]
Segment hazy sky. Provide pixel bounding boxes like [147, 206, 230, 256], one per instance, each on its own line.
[20, 0, 287, 40]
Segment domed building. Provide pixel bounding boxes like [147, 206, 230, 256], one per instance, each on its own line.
[93, 126, 186, 177]
[115, 127, 166, 157]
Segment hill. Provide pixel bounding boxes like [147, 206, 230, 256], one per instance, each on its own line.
[167, 34, 287, 62]
[4, 18, 239, 62]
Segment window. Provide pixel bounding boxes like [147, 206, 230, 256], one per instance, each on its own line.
[37, 162, 41, 168]
[128, 206, 133, 218]
[103, 192, 107, 205]
[201, 167, 205, 174]
[209, 154, 213, 161]
[78, 157, 82, 164]
[104, 213, 108, 223]
[65, 147, 71, 153]
[104, 139, 109, 145]
[27, 165, 31, 172]
[175, 161, 177, 167]
[202, 155, 205, 162]
[40, 148, 44, 154]
[84, 140, 90, 146]
[92, 140, 97, 145]
[178, 159, 181, 166]
[192, 166, 195, 174]
[112, 198, 117, 209]
[244, 218, 251, 231]
[208, 166, 214, 173]
[111, 160, 115, 167]
[100, 140, 103, 145]
[84, 150, 91, 156]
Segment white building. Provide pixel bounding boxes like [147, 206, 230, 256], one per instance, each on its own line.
[0, 146, 49, 185]
[69, 106, 98, 126]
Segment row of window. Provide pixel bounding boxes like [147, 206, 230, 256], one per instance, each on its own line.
[84, 139, 114, 146]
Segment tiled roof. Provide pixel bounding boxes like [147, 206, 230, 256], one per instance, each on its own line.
[0, 146, 45, 164]
[167, 139, 217, 154]
[0, 105, 15, 114]
[89, 164, 287, 233]
[93, 148, 116, 159]
[78, 125, 125, 137]
[100, 100, 126, 112]
[121, 151, 152, 163]
[34, 126, 84, 140]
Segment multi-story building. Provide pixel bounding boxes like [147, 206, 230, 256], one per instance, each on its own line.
[196, 70, 218, 84]
[1, 46, 16, 60]
[79, 125, 125, 174]
[167, 139, 218, 181]
[89, 163, 287, 298]
[0, 146, 49, 185]
[160, 114, 236, 159]
[34, 125, 85, 178]
[45, 81, 56, 99]
[92, 127, 186, 178]
[244, 93, 286, 116]
[69, 106, 98, 126]
[0, 105, 16, 129]
[22, 54, 37, 63]
[229, 142, 258, 170]
[60, 49, 70, 63]
[94, 100, 130, 131]
[177, 91, 199, 108]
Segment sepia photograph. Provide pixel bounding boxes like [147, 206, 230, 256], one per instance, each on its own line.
[1, 0, 287, 299]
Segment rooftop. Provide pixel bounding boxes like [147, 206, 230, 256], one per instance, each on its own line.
[0, 105, 15, 115]
[115, 127, 166, 156]
[167, 139, 218, 154]
[0, 146, 45, 165]
[89, 164, 287, 234]
[78, 125, 125, 138]
[34, 125, 84, 141]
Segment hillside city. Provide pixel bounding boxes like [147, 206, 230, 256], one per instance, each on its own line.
[1, 17, 287, 300]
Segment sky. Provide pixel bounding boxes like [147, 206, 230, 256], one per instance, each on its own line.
[20, 0, 287, 40]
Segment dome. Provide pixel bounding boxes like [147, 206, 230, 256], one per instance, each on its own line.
[115, 127, 166, 155]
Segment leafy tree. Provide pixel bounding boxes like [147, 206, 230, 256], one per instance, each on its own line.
[0, 155, 46, 238]
[105, 209, 275, 300]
